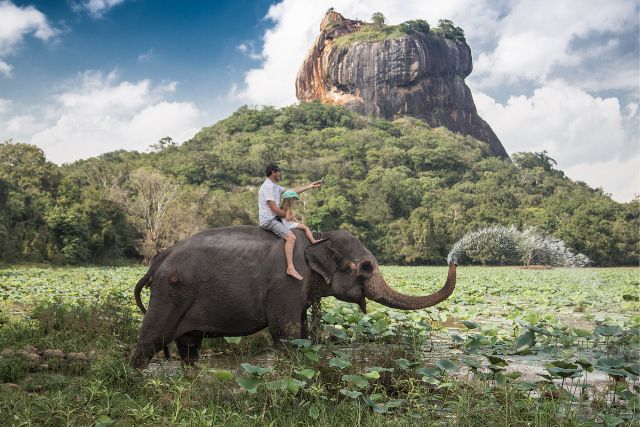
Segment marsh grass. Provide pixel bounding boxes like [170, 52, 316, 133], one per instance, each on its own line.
[0, 302, 633, 426]
[0, 267, 637, 425]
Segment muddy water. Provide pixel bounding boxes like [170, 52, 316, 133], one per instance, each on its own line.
[145, 350, 278, 378]
[145, 341, 616, 394]
[432, 322, 624, 393]
[145, 321, 630, 398]
[504, 355, 611, 386]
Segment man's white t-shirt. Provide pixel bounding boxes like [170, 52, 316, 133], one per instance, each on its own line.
[258, 178, 285, 226]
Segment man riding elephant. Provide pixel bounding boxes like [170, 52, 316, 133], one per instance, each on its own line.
[258, 163, 323, 280]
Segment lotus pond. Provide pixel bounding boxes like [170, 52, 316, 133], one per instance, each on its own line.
[0, 265, 638, 426]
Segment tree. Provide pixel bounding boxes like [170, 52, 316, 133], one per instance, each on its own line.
[109, 167, 207, 264]
[150, 136, 176, 153]
[513, 151, 557, 171]
[0, 141, 60, 262]
[436, 19, 465, 42]
[371, 12, 385, 31]
[0, 141, 60, 193]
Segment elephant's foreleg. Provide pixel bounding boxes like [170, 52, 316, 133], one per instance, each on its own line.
[266, 289, 306, 344]
[268, 312, 304, 344]
[301, 311, 309, 339]
[175, 331, 204, 366]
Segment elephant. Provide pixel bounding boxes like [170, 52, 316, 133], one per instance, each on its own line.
[131, 225, 456, 368]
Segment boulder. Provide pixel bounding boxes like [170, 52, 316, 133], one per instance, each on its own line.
[296, 11, 508, 158]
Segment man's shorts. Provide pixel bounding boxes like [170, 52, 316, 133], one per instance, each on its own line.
[260, 218, 290, 239]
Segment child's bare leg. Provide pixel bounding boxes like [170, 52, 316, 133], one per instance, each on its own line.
[297, 224, 317, 244]
[284, 232, 303, 280]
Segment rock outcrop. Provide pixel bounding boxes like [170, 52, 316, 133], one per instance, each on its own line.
[296, 11, 508, 158]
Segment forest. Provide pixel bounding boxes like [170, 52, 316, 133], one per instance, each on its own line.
[1, 101, 637, 266]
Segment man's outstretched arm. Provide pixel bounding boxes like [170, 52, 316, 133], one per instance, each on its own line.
[293, 180, 322, 194]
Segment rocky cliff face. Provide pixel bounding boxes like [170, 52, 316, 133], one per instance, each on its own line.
[296, 11, 508, 158]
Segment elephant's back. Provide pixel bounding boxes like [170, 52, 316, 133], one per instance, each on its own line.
[189, 225, 285, 258]
[192, 225, 280, 248]
[158, 225, 301, 282]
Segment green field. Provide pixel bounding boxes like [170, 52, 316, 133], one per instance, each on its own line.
[0, 266, 638, 426]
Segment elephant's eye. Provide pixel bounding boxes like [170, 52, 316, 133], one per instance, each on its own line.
[360, 260, 373, 273]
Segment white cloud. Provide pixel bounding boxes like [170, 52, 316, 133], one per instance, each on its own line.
[474, 80, 638, 201]
[0, 1, 57, 77]
[237, 42, 263, 61]
[473, 0, 637, 88]
[474, 81, 630, 165]
[76, 0, 126, 18]
[0, 98, 10, 113]
[137, 48, 153, 63]
[564, 154, 640, 203]
[157, 80, 177, 93]
[0, 1, 57, 54]
[0, 71, 204, 164]
[0, 59, 11, 77]
[1, 113, 43, 141]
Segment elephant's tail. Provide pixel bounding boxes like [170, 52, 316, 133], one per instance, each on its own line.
[133, 266, 172, 360]
[134, 249, 172, 314]
[134, 268, 153, 314]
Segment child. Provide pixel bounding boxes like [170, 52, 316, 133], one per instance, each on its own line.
[279, 190, 318, 244]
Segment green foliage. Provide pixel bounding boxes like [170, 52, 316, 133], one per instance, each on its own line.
[433, 19, 466, 42]
[1, 102, 637, 266]
[332, 24, 411, 49]
[149, 136, 176, 153]
[371, 12, 385, 31]
[333, 16, 460, 49]
[399, 19, 430, 34]
[513, 150, 557, 171]
[0, 141, 60, 193]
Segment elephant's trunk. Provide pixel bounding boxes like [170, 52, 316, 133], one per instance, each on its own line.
[364, 262, 456, 310]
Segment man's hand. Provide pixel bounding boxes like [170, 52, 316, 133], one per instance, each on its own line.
[310, 180, 323, 189]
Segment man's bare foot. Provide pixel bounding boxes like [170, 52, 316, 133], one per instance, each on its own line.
[287, 268, 304, 281]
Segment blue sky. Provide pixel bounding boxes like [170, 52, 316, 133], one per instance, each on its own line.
[1, 0, 273, 118]
[0, 0, 638, 201]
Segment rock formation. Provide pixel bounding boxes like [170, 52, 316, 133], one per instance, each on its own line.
[296, 11, 509, 158]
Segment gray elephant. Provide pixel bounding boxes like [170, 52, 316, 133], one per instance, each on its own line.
[131, 226, 456, 368]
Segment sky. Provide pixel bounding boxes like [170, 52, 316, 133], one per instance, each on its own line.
[0, 0, 638, 202]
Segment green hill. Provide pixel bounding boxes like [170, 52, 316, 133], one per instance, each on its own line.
[1, 102, 637, 265]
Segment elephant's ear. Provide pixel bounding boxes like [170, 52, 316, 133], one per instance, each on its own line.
[304, 239, 337, 284]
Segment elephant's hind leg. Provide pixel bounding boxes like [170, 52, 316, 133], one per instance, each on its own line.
[175, 331, 204, 366]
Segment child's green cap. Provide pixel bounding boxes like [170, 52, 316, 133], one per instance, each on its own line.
[282, 190, 299, 200]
